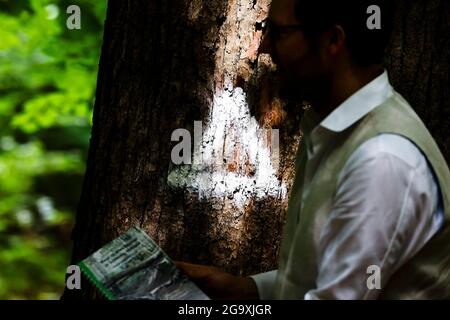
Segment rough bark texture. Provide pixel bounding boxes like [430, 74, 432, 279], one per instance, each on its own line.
[64, 0, 449, 299]
[385, 0, 450, 162]
[64, 0, 301, 299]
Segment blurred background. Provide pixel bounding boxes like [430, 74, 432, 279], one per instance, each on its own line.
[0, 0, 106, 299]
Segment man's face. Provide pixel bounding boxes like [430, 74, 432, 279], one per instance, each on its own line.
[260, 0, 331, 102]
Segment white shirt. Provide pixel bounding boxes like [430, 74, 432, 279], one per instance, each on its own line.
[250, 71, 444, 300]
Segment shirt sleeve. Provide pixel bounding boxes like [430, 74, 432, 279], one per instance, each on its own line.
[305, 134, 442, 300]
[249, 270, 278, 300]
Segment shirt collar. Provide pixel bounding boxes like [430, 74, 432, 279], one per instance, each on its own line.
[319, 70, 394, 133]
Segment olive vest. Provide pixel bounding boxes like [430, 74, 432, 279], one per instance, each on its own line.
[274, 92, 450, 299]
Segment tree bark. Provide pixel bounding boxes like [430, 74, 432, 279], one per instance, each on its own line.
[64, 0, 449, 299]
[64, 0, 300, 299]
[385, 0, 450, 162]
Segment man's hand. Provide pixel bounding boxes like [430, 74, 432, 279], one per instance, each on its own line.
[175, 261, 259, 300]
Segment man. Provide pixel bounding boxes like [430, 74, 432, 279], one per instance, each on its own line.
[176, 0, 450, 299]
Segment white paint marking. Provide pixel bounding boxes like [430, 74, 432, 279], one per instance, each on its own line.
[168, 84, 286, 209]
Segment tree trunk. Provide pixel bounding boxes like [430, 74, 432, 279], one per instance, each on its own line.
[64, 0, 300, 299]
[385, 0, 450, 162]
[64, 0, 449, 299]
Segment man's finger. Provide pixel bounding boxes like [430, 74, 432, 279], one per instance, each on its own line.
[175, 261, 211, 280]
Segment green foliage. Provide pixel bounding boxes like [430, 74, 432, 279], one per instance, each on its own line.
[0, 0, 106, 299]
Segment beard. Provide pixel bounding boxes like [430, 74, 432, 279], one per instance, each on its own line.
[276, 69, 313, 106]
[268, 70, 308, 123]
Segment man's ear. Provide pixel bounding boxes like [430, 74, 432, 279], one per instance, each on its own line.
[327, 25, 346, 56]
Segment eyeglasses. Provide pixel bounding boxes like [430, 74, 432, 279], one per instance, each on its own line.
[260, 18, 306, 42]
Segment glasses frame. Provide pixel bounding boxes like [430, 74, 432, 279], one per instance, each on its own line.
[261, 18, 306, 42]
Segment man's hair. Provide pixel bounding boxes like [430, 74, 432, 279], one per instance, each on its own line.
[294, 0, 396, 66]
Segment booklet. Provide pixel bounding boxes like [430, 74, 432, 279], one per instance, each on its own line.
[78, 226, 209, 300]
